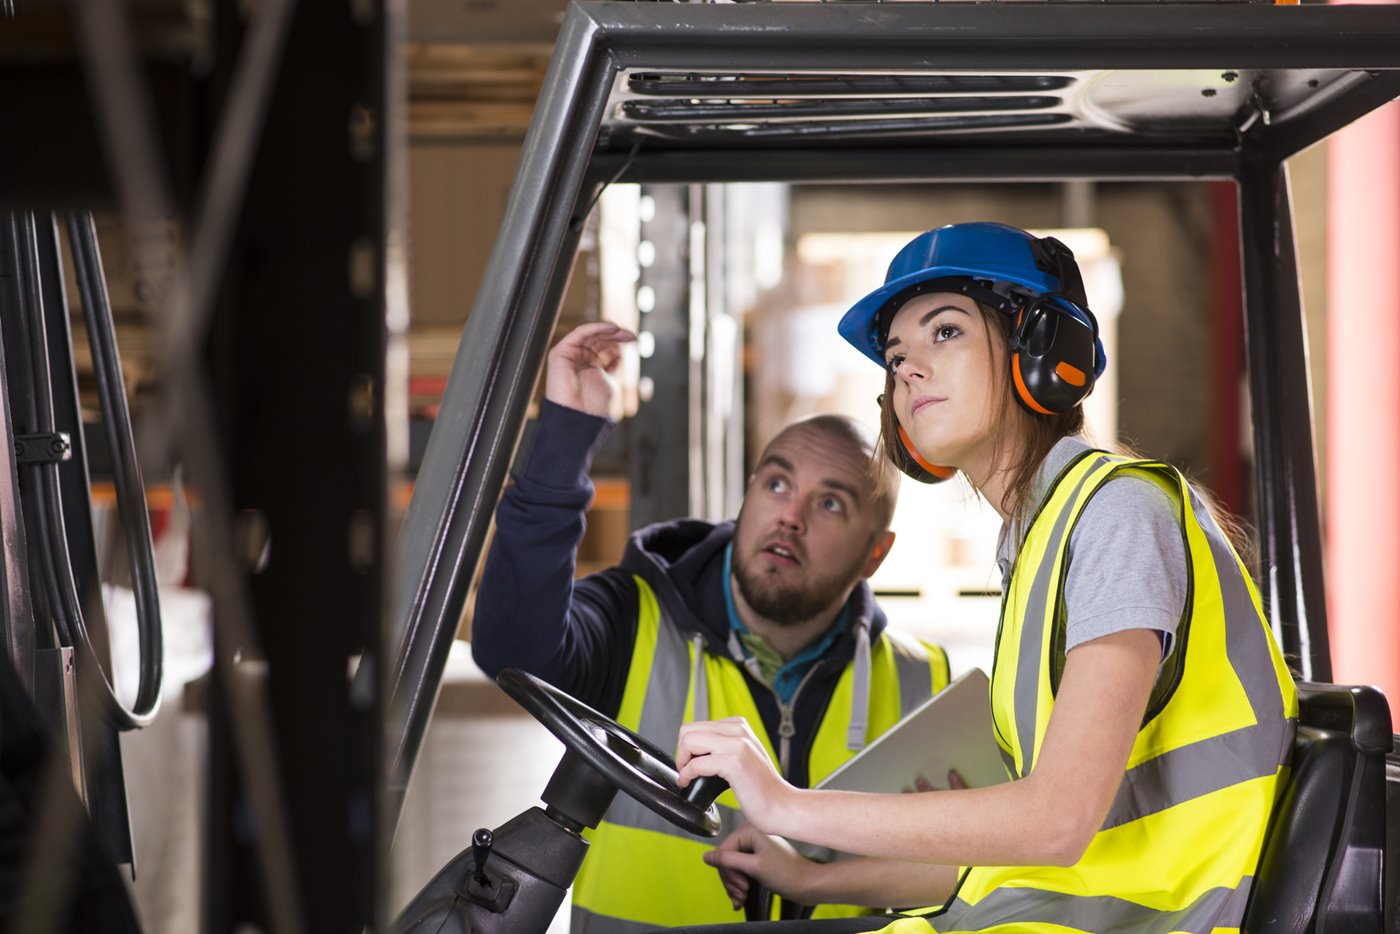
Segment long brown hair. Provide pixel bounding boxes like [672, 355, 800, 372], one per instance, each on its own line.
[876, 299, 1083, 521]
[876, 299, 1261, 561]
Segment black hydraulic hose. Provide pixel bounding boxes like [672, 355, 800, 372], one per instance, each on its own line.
[12, 212, 96, 698]
[11, 211, 160, 729]
[3, 213, 62, 636]
[9, 214, 90, 665]
[64, 213, 163, 729]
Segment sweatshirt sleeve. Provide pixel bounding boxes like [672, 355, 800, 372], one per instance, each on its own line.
[470, 399, 639, 710]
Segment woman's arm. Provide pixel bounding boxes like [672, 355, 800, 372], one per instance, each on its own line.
[702, 823, 959, 910]
[677, 628, 1162, 878]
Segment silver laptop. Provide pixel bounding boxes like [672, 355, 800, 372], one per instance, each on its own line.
[815, 668, 1009, 794]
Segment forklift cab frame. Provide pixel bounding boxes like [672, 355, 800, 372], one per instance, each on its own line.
[391, 2, 1400, 931]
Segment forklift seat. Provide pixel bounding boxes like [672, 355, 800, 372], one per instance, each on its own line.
[1242, 681, 1391, 933]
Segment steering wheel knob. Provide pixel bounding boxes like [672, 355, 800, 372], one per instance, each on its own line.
[682, 775, 730, 810]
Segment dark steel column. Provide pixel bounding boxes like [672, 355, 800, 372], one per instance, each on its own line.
[1237, 158, 1331, 680]
[205, 2, 389, 930]
[0, 217, 36, 693]
[629, 184, 695, 529]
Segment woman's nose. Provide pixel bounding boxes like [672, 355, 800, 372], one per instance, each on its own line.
[896, 353, 929, 381]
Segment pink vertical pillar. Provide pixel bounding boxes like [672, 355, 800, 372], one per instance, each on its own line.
[1327, 12, 1400, 718]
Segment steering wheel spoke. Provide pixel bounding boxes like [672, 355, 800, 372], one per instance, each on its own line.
[498, 668, 722, 837]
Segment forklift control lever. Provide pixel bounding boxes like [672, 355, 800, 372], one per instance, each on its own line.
[471, 828, 493, 886]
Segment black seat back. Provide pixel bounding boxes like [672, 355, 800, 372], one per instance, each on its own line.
[1243, 682, 1391, 933]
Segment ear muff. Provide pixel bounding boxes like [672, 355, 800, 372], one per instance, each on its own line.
[1003, 235, 1103, 416]
[1006, 295, 1099, 415]
[877, 392, 956, 484]
[895, 425, 957, 483]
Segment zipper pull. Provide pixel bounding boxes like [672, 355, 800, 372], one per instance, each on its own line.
[778, 706, 796, 739]
[777, 704, 796, 774]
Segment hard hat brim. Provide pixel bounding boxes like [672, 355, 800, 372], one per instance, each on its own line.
[837, 263, 1036, 367]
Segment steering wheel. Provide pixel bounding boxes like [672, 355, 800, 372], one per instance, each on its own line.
[498, 668, 723, 837]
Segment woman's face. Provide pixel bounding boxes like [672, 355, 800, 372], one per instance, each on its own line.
[883, 291, 1007, 476]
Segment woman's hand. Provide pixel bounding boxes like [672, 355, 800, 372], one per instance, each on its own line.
[676, 717, 794, 834]
[543, 322, 636, 417]
[707, 827, 962, 911]
[905, 769, 968, 794]
[703, 823, 818, 909]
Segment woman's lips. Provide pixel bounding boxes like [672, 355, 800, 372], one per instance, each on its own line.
[910, 395, 944, 417]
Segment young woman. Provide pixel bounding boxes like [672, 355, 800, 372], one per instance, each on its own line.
[672, 222, 1298, 933]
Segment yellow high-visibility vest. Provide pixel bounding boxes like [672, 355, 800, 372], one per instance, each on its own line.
[571, 575, 949, 933]
[886, 453, 1297, 934]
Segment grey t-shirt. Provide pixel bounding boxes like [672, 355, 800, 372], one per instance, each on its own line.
[996, 436, 1188, 660]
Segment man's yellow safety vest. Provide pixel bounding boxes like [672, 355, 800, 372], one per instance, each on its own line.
[885, 453, 1297, 934]
[571, 575, 950, 933]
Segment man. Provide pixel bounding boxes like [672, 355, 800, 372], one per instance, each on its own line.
[472, 321, 949, 931]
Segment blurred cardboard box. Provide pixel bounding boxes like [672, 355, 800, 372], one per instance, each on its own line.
[578, 477, 630, 574]
[409, 0, 570, 44]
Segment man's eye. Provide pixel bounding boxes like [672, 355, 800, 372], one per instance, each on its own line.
[821, 496, 845, 514]
[767, 477, 789, 493]
[885, 353, 905, 375]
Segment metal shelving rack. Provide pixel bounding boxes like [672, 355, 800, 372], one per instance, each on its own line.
[1, 3, 398, 931]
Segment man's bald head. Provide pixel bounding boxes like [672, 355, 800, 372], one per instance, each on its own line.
[758, 414, 899, 532]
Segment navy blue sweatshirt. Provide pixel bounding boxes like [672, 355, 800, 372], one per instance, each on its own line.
[471, 400, 894, 788]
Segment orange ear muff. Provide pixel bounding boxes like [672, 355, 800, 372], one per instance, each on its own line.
[1006, 297, 1099, 416]
[894, 425, 956, 484]
[1012, 354, 1056, 416]
[877, 392, 955, 484]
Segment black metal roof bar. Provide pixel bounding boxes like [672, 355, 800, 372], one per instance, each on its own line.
[621, 96, 1065, 123]
[1261, 69, 1400, 163]
[625, 74, 1078, 98]
[643, 112, 1076, 141]
[588, 145, 1244, 186]
[588, 3, 1400, 72]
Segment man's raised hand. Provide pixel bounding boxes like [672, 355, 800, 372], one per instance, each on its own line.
[544, 322, 637, 418]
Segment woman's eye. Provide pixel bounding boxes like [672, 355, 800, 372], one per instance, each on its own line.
[885, 353, 906, 375]
[934, 324, 960, 342]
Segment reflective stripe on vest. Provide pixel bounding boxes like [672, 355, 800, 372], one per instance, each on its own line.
[571, 575, 948, 933]
[884, 879, 1256, 934]
[898, 453, 1296, 934]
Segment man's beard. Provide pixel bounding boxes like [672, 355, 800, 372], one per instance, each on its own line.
[732, 549, 868, 627]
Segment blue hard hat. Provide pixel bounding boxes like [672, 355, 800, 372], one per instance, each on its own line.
[837, 222, 1104, 376]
